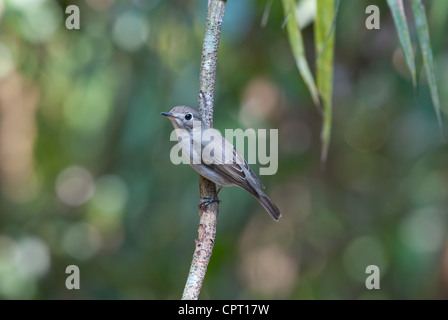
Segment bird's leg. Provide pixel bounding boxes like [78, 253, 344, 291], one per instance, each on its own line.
[199, 186, 222, 209]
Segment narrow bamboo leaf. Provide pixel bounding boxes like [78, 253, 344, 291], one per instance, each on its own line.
[411, 0, 444, 131]
[315, 0, 335, 163]
[261, 0, 273, 27]
[387, 0, 417, 87]
[315, 0, 339, 64]
[281, 0, 320, 107]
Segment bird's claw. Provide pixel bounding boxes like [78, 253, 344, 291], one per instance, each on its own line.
[198, 196, 221, 209]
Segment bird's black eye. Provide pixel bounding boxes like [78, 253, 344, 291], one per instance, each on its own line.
[185, 113, 192, 121]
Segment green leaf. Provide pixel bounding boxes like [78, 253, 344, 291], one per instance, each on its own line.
[281, 0, 320, 107]
[411, 0, 444, 131]
[315, 0, 335, 163]
[387, 0, 417, 87]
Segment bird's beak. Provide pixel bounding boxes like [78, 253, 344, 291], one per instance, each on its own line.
[160, 112, 175, 118]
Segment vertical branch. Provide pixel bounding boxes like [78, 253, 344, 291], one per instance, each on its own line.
[181, 0, 227, 300]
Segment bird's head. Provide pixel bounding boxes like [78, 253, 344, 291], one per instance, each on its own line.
[161, 106, 203, 131]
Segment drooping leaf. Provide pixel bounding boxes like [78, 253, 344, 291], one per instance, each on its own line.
[387, 0, 417, 87]
[315, 0, 339, 63]
[315, 0, 336, 163]
[411, 0, 444, 131]
[261, 0, 274, 27]
[281, 0, 320, 107]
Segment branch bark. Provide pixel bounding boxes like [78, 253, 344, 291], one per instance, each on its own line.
[181, 0, 227, 300]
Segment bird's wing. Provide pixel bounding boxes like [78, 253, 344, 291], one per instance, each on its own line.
[201, 128, 265, 190]
[246, 165, 265, 190]
[225, 136, 265, 190]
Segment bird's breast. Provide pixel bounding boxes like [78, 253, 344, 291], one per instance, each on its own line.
[175, 130, 202, 165]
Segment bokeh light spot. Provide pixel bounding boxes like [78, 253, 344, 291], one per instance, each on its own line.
[92, 175, 128, 215]
[62, 223, 102, 260]
[239, 77, 279, 126]
[12, 0, 62, 43]
[343, 236, 387, 282]
[112, 12, 149, 52]
[240, 245, 298, 297]
[56, 166, 95, 207]
[14, 236, 51, 278]
[399, 207, 445, 254]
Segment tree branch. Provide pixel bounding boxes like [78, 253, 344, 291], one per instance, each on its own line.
[181, 0, 227, 300]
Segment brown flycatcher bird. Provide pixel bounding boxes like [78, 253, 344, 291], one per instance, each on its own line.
[161, 105, 281, 221]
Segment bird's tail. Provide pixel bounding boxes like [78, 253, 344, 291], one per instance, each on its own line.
[255, 191, 281, 221]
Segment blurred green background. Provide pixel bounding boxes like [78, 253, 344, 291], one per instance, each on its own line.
[0, 0, 447, 299]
